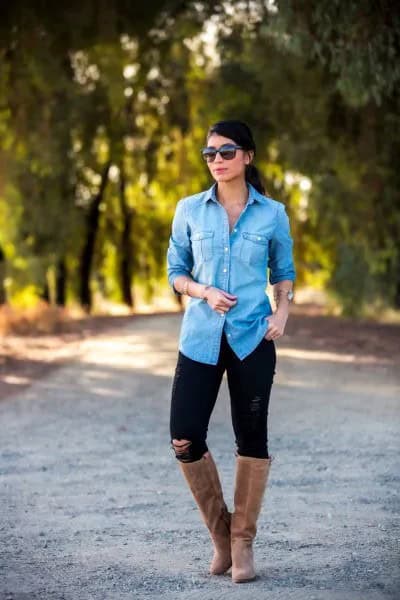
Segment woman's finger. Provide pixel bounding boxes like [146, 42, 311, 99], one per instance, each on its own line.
[266, 327, 281, 340]
[221, 291, 238, 300]
[218, 303, 231, 312]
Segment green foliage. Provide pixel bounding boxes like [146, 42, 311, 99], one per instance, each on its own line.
[274, 0, 400, 106]
[330, 243, 372, 316]
[0, 0, 398, 315]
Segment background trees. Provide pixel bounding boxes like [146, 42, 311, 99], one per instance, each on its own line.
[0, 1, 398, 316]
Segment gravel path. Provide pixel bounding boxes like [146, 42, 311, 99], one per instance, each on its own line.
[0, 313, 399, 600]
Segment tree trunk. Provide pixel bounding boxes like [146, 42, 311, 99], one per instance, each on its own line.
[79, 161, 111, 312]
[56, 256, 67, 306]
[0, 246, 6, 304]
[39, 278, 50, 303]
[119, 164, 135, 309]
[394, 255, 400, 309]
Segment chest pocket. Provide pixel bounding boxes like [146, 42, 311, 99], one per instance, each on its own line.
[191, 230, 214, 263]
[240, 231, 269, 265]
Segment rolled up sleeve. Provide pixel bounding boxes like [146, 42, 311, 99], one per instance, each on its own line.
[166, 198, 193, 295]
[268, 203, 296, 285]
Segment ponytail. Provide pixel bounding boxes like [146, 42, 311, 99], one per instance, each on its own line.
[245, 164, 266, 195]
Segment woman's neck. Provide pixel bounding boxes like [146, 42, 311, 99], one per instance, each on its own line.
[216, 179, 249, 207]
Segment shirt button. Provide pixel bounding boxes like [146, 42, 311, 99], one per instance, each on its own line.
[224, 247, 228, 251]
[227, 333, 231, 337]
[233, 228, 237, 232]
[257, 236, 261, 240]
[223, 268, 227, 272]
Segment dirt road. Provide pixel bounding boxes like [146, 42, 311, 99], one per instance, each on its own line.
[0, 313, 399, 599]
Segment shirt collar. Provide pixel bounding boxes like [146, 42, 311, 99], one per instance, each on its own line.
[204, 181, 265, 204]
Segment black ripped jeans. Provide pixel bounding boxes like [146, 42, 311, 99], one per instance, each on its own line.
[169, 331, 276, 462]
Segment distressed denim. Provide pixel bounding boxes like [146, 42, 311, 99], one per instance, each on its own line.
[170, 330, 277, 461]
[166, 182, 296, 365]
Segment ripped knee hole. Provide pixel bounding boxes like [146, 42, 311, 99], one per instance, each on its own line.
[171, 438, 193, 462]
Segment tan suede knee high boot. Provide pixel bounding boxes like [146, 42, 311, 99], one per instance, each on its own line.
[231, 455, 273, 583]
[178, 451, 232, 575]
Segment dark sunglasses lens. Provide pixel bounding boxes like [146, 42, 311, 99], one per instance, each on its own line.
[201, 145, 240, 162]
[202, 149, 217, 162]
[219, 149, 236, 160]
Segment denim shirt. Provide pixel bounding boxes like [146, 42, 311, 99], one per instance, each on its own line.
[166, 181, 296, 365]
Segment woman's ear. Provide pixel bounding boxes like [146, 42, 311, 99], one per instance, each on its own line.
[245, 150, 254, 164]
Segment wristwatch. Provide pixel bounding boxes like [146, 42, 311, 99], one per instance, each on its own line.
[274, 289, 294, 303]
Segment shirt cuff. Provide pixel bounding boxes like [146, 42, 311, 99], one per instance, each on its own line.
[169, 272, 190, 296]
[269, 272, 296, 285]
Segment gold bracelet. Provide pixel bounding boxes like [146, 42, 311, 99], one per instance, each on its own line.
[182, 280, 189, 295]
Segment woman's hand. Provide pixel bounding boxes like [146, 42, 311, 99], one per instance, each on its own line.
[204, 286, 237, 315]
[264, 311, 288, 340]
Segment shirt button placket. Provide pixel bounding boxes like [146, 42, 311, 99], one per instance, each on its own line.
[222, 236, 229, 319]
[223, 236, 229, 280]
[218, 208, 230, 333]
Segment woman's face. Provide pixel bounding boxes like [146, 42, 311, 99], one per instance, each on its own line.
[205, 133, 253, 184]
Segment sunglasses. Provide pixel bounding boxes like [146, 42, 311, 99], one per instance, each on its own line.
[201, 144, 243, 163]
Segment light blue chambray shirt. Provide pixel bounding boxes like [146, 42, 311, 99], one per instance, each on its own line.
[166, 181, 296, 365]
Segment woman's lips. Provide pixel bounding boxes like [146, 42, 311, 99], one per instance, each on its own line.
[214, 168, 227, 173]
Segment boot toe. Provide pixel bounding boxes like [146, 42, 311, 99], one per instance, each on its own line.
[232, 571, 256, 583]
[231, 539, 255, 582]
[209, 540, 232, 574]
[210, 555, 232, 575]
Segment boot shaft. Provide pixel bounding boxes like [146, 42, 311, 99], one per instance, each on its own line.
[178, 452, 230, 536]
[231, 455, 272, 541]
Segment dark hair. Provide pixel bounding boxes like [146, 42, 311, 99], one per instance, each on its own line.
[206, 119, 266, 195]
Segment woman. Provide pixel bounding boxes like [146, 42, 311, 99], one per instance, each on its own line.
[166, 120, 295, 583]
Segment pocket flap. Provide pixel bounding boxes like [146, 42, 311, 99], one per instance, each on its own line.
[242, 231, 268, 245]
[192, 230, 214, 241]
